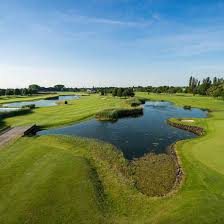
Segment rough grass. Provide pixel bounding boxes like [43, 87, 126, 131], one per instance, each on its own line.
[132, 153, 176, 196]
[125, 97, 147, 107]
[95, 107, 143, 121]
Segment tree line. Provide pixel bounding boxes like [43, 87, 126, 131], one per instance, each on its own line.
[185, 76, 224, 97]
[133, 76, 224, 98]
[0, 84, 80, 96]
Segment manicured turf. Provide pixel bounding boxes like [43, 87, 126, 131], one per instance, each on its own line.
[0, 93, 224, 223]
[4, 95, 126, 128]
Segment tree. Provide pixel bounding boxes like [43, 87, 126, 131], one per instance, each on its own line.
[0, 89, 5, 96]
[100, 89, 105, 96]
[54, 84, 65, 91]
[122, 89, 128, 98]
[5, 89, 14, 96]
[14, 88, 21, 95]
[28, 84, 40, 94]
[21, 88, 29, 96]
[117, 88, 123, 97]
[112, 88, 118, 97]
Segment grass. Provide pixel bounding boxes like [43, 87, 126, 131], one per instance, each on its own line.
[132, 153, 176, 196]
[0, 93, 224, 223]
[0, 137, 107, 223]
[3, 95, 127, 128]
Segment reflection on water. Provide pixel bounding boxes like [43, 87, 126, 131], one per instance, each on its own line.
[38, 101, 207, 159]
[0, 108, 20, 112]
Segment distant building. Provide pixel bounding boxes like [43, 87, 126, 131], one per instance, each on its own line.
[87, 88, 96, 94]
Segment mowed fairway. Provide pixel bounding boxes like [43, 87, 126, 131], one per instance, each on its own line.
[0, 137, 106, 224]
[0, 93, 224, 223]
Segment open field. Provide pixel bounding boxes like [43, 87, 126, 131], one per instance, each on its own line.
[0, 93, 224, 223]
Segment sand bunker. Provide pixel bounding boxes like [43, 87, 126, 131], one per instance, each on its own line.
[181, 119, 195, 123]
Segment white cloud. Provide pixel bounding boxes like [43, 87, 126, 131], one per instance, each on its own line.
[57, 12, 156, 28]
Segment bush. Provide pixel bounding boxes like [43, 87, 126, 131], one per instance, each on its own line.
[126, 97, 147, 107]
[22, 104, 36, 109]
[183, 105, 191, 110]
[0, 108, 31, 119]
[126, 98, 142, 107]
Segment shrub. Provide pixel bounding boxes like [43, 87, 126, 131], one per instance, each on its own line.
[183, 105, 191, 110]
[0, 108, 31, 119]
[22, 104, 36, 109]
[126, 98, 142, 107]
[126, 97, 147, 107]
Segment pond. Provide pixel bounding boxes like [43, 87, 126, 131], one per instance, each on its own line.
[38, 101, 207, 160]
[0, 108, 21, 112]
[3, 95, 80, 108]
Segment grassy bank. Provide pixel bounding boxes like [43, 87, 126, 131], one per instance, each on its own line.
[0, 93, 224, 223]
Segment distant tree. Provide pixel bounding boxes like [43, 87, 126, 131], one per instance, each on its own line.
[100, 89, 105, 96]
[21, 88, 29, 96]
[112, 88, 118, 97]
[0, 89, 6, 96]
[5, 89, 14, 96]
[117, 88, 123, 97]
[28, 84, 40, 94]
[122, 89, 128, 98]
[14, 88, 21, 95]
[54, 84, 65, 91]
[213, 77, 218, 85]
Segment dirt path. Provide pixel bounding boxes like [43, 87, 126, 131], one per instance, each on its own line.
[0, 125, 36, 147]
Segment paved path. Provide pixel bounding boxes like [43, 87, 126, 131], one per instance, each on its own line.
[0, 125, 36, 147]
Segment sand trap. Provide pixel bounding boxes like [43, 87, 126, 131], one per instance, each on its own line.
[181, 119, 195, 123]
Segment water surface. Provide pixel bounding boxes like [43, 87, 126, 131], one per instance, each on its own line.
[0, 108, 21, 112]
[3, 95, 79, 108]
[39, 101, 207, 159]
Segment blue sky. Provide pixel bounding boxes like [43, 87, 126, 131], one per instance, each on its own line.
[0, 0, 224, 88]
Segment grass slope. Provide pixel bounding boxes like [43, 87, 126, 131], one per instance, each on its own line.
[0, 93, 224, 223]
[0, 137, 106, 224]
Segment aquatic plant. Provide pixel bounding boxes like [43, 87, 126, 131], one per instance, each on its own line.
[96, 107, 143, 121]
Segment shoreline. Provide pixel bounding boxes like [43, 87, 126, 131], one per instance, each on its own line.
[165, 118, 205, 197]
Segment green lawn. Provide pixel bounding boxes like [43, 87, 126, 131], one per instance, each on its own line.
[4, 95, 126, 128]
[0, 93, 224, 223]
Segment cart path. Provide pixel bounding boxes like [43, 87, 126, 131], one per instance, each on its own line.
[0, 125, 36, 147]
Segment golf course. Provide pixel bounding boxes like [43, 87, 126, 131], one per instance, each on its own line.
[0, 93, 224, 223]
